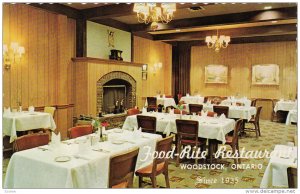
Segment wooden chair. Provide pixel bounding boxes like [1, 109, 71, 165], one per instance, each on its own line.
[189, 104, 203, 114]
[224, 119, 244, 165]
[146, 97, 157, 112]
[127, 108, 140, 116]
[175, 119, 206, 167]
[109, 148, 139, 188]
[135, 135, 174, 188]
[287, 167, 297, 188]
[213, 105, 229, 117]
[14, 133, 50, 152]
[137, 115, 156, 134]
[244, 106, 262, 138]
[251, 99, 257, 107]
[67, 125, 93, 139]
[44, 106, 56, 117]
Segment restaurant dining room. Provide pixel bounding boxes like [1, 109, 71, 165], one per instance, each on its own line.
[1, 1, 298, 193]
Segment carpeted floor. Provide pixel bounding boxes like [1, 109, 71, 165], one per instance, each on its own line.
[2, 120, 297, 189]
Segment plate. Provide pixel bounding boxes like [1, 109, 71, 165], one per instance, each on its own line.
[114, 128, 123, 133]
[55, 156, 71, 162]
[112, 140, 125, 145]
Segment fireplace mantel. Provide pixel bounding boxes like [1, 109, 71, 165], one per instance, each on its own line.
[72, 57, 144, 67]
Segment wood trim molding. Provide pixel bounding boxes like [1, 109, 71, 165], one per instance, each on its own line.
[72, 57, 144, 66]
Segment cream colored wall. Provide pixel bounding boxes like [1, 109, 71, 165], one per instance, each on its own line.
[191, 41, 297, 119]
[133, 36, 172, 103]
[87, 21, 131, 62]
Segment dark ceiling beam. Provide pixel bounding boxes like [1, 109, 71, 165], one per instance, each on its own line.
[29, 3, 82, 19]
[92, 19, 131, 32]
[153, 24, 297, 41]
[82, 3, 210, 20]
[170, 34, 297, 47]
[131, 6, 297, 32]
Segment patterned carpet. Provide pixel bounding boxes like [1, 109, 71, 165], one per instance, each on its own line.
[2, 120, 297, 189]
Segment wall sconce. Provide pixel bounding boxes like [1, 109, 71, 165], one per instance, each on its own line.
[150, 62, 162, 75]
[142, 64, 148, 80]
[3, 42, 25, 70]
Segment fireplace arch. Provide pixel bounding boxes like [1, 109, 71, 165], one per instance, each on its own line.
[97, 71, 137, 113]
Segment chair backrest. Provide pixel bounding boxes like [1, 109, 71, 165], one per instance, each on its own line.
[44, 106, 56, 117]
[137, 115, 156, 133]
[251, 99, 257, 107]
[213, 105, 229, 117]
[127, 108, 140, 116]
[147, 97, 157, 107]
[68, 125, 93, 139]
[255, 106, 262, 123]
[152, 135, 174, 172]
[287, 167, 297, 188]
[109, 148, 139, 188]
[15, 133, 50, 152]
[175, 119, 199, 143]
[231, 119, 244, 145]
[189, 104, 203, 114]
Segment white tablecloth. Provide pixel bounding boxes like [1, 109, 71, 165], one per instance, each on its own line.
[286, 109, 297, 125]
[122, 112, 235, 144]
[274, 101, 297, 112]
[183, 104, 256, 121]
[180, 96, 204, 104]
[4, 130, 161, 188]
[145, 97, 176, 108]
[221, 98, 252, 107]
[3, 111, 56, 143]
[260, 145, 297, 188]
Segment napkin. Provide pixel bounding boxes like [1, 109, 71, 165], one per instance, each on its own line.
[142, 107, 147, 114]
[201, 110, 207, 117]
[186, 93, 190, 97]
[220, 113, 226, 119]
[163, 94, 166, 98]
[28, 106, 35, 113]
[51, 132, 61, 145]
[133, 127, 142, 138]
[3, 107, 11, 116]
[169, 109, 174, 114]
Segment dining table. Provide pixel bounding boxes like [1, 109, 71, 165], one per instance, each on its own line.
[122, 112, 235, 144]
[221, 97, 252, 107]
[183, 103, 257, 121]
[260, 145, 297, 188]
[274, 100, 297, 112]
[285, 109, 297, 125]
[145, 96, 176, 108]
[3, 111, 57, 143]
[4, 129, 162, 188]
[180, 95, 205, 104]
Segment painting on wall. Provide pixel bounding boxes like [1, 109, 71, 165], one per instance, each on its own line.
[205, 64, 228, 84]
[252, 64, 279, 85]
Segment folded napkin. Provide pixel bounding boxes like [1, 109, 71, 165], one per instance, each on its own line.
[186, 93, 190, 97]
[142, 107, 147, 114]
[51, 132, 61, 144]
[220, 113, 226, 119]
[163, 94, 166, 98]
[201, 110, 207, 117]
[3, 107, 11, 115]
[28, 106, 35, 113]
[133, 127, 142, 138]
[169, 109, 174, 114]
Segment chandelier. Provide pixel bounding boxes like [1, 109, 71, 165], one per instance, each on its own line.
[205, 30, 231, 52]
[133, 3, 176, 31]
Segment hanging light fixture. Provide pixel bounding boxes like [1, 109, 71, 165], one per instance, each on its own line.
[205, 30, 231, 52]
[133, 3, 176, 31]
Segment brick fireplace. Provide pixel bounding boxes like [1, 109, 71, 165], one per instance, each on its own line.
[97, 71, 137, 113]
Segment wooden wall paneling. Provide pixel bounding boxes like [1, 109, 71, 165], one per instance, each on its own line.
[28, 6, 38, 107]
[191, 41, 297, 120]
[9, 4, 18, 108]
[37, 9, 46, 106]
[57, 108, 68, 139]
[20, 4, 29, 108]
[44, 11, 49, 106]
[74, 62, 88, 116]
[48, 12, 58, 106]
[3, 4, 11, 108]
